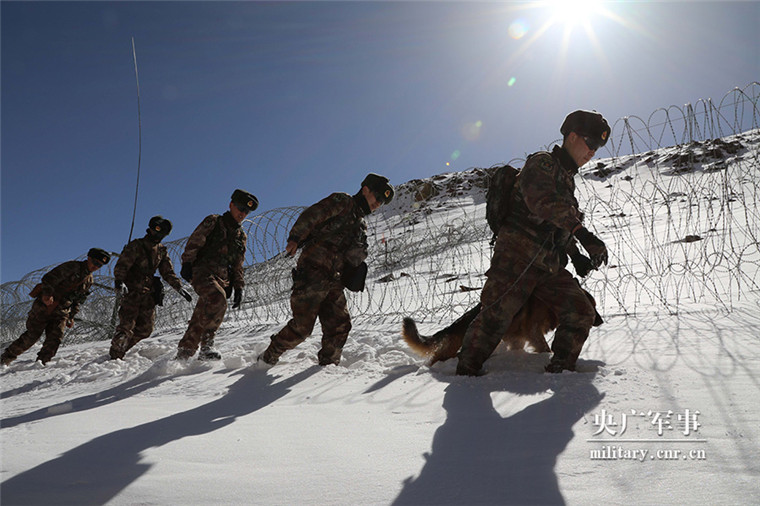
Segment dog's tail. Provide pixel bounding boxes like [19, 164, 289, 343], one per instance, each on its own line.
[401, 317, 442, 359]
[401, 304, 481, 364]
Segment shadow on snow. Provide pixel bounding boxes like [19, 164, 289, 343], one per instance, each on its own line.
[0, 366, 319, 506]
[392, 360, 604, 506]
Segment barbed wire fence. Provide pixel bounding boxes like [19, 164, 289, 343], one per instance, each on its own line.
[2, 82, 758, 346]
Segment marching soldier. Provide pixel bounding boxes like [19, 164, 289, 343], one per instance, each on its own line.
[258, 173, 394, 367]
[1, 248, 111, 366]
[457, 110, 611, 375]
[175, 189, 258, 361]
[109, 216, 192, 360]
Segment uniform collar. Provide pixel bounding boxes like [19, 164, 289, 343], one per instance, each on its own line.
[352, 191, 371, 216]
[222, 211, 241, 229]
[143, 233, 162, 245]
[552, 145, 579, 175]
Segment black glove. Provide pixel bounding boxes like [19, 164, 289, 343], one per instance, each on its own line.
[114, 280, 126, 295]
[232, 287, 243, 309]
[180, 262, 193, 282]
[574, 227, 608, 269]
[570, 252, 594, 278]
[179, 288, 192, 302]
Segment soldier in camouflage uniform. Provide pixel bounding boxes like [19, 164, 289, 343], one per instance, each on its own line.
[457, 110, 611, 375]
[109, 216, 193, 360]
[258, 173, 394, 367]
[175, 189, 258, 361]
[1, 248, 111, 366]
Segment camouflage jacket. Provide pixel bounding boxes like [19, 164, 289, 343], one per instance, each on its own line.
[35, 260, 93, 318]
[289, 192, 368, 277]
[114, 236, 182, 295]
[181, 211, 246, 289]
[494, 145, 584, 273]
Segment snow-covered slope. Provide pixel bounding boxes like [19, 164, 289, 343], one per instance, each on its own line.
[2, 131, 759, 505]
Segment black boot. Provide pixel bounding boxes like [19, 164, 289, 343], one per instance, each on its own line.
[317, 347, 342, 366]
[1, 350, 15, 366]
[175, 347, 195, 361]
[109, 335, 128, 360]
[198, 333, 221, 361]
[199, 345, 222, 361]
[545, 356, 576, 373]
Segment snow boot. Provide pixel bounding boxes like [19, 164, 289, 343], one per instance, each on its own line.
[198, 345, 222, 361]
[317, 347, 341, 366]
[109, 335, 128, 360]
[1, 350, 15, 366]
[175, 347, 195, 361]
[254, 355, 275, 369]
[258, 337, 286, 366]
[545, 357, 576, 373]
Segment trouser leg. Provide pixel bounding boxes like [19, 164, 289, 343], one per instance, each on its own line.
[316, 288, 352, 366]
[128, 302, 157, 352]
[2, 302, 50, 365]
[457, 268, 539, 375]
[177, 277, 227, 358]
[532, 270, 596, 371]
[36, 317, 67, 364]
[110, 294, 141, 359]
[260, 279, 326, 365]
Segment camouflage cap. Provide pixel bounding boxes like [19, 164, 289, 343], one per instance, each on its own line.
[231, 189, 259, 212]
[560, 110, 611, 149]
[147, 215, 172, 236]
[87, 248, 111, 265]
[361, 173, 394, 204]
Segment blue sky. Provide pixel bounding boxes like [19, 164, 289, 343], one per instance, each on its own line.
[2, 1, 758, 283]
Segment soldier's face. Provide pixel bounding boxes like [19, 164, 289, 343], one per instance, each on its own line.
[361, 186, 382, 212]
[86, 258, 104, 272]
[567, 131, 596, 167]
[229, 202, 249, 223]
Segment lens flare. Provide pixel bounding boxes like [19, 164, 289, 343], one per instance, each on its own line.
[451, 150, 461, 161]
[507, 77, 517, 87]
[461, 120, 483, 141]
[508, 19, 529, 39]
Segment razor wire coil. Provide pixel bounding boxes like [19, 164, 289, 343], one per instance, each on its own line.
[2, 83, 759, 345]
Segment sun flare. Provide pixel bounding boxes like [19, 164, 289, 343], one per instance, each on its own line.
[547, 0, 605, 27]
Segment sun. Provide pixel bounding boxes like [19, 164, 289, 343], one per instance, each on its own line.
[546, 0, 605, 28]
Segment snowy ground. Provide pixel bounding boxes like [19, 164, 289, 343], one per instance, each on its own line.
[2, 133, 760, 505]
[2, 308, 758, 505]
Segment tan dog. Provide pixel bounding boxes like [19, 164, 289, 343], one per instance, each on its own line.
[403, 291, 601, 365]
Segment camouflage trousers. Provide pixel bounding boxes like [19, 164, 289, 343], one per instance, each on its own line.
[457, 262, 596, 375]
[177, 274, 228, 355]
[109, 291, 156, 359]
[1, 299, 68, 365]
[263, 269, 351, 365]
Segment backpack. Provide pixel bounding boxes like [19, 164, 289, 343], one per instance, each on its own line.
[485, 164, 520, 241]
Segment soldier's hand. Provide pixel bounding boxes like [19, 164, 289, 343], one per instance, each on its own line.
[569, 252, 594, 278]
[42, 294, 55, 307]
[179, 288, 193, 302]
[66, 318, 74, 328]
[232, 287, 243, 309]
[574, 226, 608, 269]
[285, 240, 298, 257]
[180, 262, 193, 282]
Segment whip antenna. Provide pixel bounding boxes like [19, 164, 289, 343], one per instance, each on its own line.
[128, 36, 142, 243]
